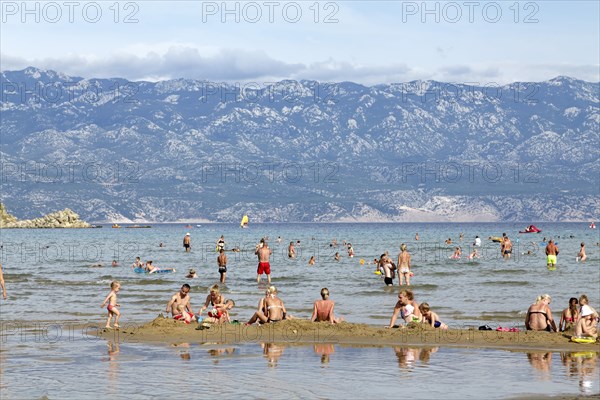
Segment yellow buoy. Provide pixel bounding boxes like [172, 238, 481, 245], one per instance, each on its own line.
[360, 259, 365, 265]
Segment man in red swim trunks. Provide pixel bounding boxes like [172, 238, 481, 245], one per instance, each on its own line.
[256, 240, 273, 284]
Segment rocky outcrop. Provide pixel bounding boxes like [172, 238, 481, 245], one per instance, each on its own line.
[0, 204, 91, 228]
[0, 203, 18, 226]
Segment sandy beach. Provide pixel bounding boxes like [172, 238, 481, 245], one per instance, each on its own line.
[99, 316, 600, 353]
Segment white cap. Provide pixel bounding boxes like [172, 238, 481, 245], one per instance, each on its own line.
[581, 305, 593, 317]
[186, 233, 190, 236]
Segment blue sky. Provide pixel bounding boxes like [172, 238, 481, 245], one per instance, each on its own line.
[1, 1, 598, 84]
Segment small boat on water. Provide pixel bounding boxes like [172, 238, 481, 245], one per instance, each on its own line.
[240, 214, 249, 228]
[184, 225, 193, 228]
[112, 224, 121, 228]
[590, 222, 596, 229]
[126, 225, 151, 229]
[90, 225, 103, 228]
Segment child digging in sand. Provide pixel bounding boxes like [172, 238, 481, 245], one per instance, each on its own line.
[198, 299, 236, 329]
[419, 303, 448, 329]
[101, 281, 121, 329]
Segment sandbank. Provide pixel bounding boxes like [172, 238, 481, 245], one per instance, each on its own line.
[98, 316, 600, 353]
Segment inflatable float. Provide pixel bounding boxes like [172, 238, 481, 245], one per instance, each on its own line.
[519, 224, 542, 233]
[134, 267, 175, 274]
[570, 336, 597, 344]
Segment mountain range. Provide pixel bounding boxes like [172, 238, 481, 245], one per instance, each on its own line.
[1, 67, 598, 222]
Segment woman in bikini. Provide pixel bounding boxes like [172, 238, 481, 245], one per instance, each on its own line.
[246, 286, 287, 324]
[559, 297, 580, 332]
[525, 294, 557, 332]
[397, 244, 412, 285]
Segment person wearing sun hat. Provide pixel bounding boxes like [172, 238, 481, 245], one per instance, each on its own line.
[573, 304, 598, 339]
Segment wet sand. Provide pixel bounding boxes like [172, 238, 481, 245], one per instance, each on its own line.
[99, 316, 600, 352]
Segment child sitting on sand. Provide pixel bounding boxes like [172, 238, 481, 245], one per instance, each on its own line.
[198, 300, 236, 328]
[573, 305, 598, 339]
[100, 281, 121, 329]
[419, 303, 448, 329]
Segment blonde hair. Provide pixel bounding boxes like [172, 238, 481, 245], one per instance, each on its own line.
[419, 302, 430, 313]
[537, 294, 551, 304]
[579, 294, 589, 305]
[320, 288, 330, 299]
[400, 289, 414, 301]
[210, 284, 220, 294]
[268, 286, 277, 294]
[400, 244, 407, 252]
[110, 281, 120, 290]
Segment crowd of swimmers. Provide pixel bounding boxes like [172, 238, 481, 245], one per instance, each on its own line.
[93, 233, 598, 338]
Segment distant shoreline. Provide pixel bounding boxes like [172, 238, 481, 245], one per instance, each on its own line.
[90, 221, 595, 225]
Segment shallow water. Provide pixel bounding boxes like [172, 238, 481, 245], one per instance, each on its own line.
[1, 222, 598, 327]
[1, 223, 599, 398]
[1, 337, 598, 399]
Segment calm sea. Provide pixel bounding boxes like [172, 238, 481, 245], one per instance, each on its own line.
[1, 222, 599, 398]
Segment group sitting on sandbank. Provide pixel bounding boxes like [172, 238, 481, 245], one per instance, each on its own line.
[101, 278, 599, 342]
[157, 285, 597, 341]
[102, 282, 598, 339]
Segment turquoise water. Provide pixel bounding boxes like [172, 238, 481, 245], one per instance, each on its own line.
[1, 223, 599, 398]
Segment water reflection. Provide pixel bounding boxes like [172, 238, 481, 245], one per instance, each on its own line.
[262, 343, 285, 368]
[170, 342, 191, 361]
[560, 351, 599, 396]
[527, 352, 552, 380]
[206, 346, 236, 364]
[393, 347, 439, 370]
[313, 344, 335, 365]
[104, 341, 120, 397]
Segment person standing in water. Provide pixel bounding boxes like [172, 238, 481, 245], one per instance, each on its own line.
[288, 242, 296, 259]
[397, 244, 412, 285]
[379, 253, 395, 286]
[100, 281, 121, 329]
[256, 241, 273, 284]
[183, 233, 191, 253]
[545, 240, 559, 268]
[217, 249, 227, 283]
[216, 235, 225, 252]
[0, 263, 7, 300]
[501, 234, 513, 259]
[577, 242, 587, 262]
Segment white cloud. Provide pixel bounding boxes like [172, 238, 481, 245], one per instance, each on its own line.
[1, 49, 598, 85]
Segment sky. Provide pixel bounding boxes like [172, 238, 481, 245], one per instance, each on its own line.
[1, 0, 599, 85]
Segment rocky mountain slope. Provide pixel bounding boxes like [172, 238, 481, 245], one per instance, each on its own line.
[1, 67, 598, 222]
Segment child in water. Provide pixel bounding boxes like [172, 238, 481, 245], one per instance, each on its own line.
[468, 249, 479, 260]
[101, 281, 121, 329]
